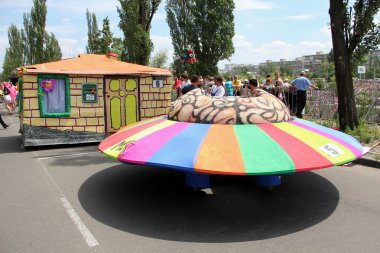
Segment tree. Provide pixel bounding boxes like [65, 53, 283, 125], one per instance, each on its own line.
[366, 54, 379, 79]
[150, 49, 168, 68]
[44, 33, 62, 62]
[166, 0, 235, 76]
[86, 9, 101, 54]
[99, 17, 114, 54]
[111, 37, 124, 51]
[258, 62, 277, 77]
[118, 0, 161, 65]
[32, 0, 47, 64]
[321, 60, 335, 82]
[279, 62, 293, 77]
[329, 0, 380, 130]
[2, 25, 24, 80]
[21, 13, 35, 65]
[21, 0, 62, 65]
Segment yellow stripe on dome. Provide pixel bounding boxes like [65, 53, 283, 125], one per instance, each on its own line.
[103, 120, 176, 158]
[274, 122, 355, 165]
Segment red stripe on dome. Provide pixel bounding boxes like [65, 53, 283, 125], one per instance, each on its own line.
[258, 124, 333, 172]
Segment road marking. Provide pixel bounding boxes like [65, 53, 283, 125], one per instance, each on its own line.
[38, 151, 100, 160]
[60, 197, 99, 247]
[36, 154, 99, 247]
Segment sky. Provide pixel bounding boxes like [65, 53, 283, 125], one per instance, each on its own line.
[0, 0, 378, 72]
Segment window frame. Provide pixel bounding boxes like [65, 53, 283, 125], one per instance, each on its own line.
[37, 74, 71, 118]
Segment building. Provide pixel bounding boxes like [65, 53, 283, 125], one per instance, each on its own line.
[18, 52, 172, 147]
[232, 51, 329, 75]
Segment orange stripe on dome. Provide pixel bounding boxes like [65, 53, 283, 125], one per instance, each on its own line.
[194, 124, 246, 175]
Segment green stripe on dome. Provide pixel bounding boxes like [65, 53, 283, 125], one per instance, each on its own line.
[234, 124, 295, 175]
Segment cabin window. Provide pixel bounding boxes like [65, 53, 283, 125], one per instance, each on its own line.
[37, 74, 71, 117]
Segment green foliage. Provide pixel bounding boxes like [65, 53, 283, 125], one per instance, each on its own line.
[166, 0, 235, 76]
[319, 118, 339, 128]
[150, 50, 168, 68]
[315, 79, 325, 89]
[20, 0, 61, 65]
[86, 9, 101, 54]
[365, 54, 379, 79]
[350, 1, 380, 66]
[321, 60, 335, 82]
[2, 25, 23, 80]
[118, 0, 161, 65]
[355, 91, 372, 121]
[86, 11, 124, 57]
[258, 62, 278, 77]
[329, 0, 380, 130]
[279, 62, 293, 77]
[21, 13, 33, 65]
[99, 17, 114, 54]
[44, 33, 62, 62]
[345, 122, 380, 144]
[31, 0, 47, 64]
[111, 37, 124, 52]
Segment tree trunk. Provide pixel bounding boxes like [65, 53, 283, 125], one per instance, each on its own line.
[329, 0, 359, 130]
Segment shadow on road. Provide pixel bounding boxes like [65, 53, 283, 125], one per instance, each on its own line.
[0, 136, 22, 154]
[78, 165, 339, 242]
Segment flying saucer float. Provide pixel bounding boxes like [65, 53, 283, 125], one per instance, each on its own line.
[99, 88, 363, 189]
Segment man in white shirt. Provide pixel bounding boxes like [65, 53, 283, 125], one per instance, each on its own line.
[210, 76, 225, 97]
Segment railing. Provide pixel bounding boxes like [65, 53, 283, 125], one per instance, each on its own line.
[305, 80, 380, 124]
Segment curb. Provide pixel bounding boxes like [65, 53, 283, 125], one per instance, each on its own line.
[354, 157, 380, 169]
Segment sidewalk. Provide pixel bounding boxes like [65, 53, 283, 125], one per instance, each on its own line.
[354, 142, 380, 168]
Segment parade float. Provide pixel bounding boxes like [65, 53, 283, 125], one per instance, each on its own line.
[99, 88, 363, 189]
[17, 51, 172, 147]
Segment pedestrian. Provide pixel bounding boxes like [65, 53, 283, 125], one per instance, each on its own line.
[282, 78, 291, 106]
[225, 77, 233, 96]
[0, 113, 9, 129]
[232, 75, 242, 95]
[246, 78, 259, 97]
[1, 82, 16, 114]
[290, 71, 318, 118]
[210, 76, 225, 97]
[172, 76, 182, 100]
[181, 75, 199, 95]
[0, 83, 9, 129]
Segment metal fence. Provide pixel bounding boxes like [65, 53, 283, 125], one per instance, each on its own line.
[305, 80, 380, 124]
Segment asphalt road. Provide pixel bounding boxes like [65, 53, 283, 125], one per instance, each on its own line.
[0, 113, 380, 253]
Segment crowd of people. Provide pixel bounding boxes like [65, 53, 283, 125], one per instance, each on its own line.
[0, 80, 18, 129]
[172, 71, 318, 119]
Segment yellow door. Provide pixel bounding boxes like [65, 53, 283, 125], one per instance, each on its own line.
[105, 77, 139, 133]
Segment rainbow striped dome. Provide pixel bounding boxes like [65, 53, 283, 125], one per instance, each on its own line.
[99, 116, 362, 175]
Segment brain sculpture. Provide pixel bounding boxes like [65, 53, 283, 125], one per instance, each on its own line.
[168, 88, 291, 124]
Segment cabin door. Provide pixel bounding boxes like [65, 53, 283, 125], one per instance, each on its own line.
[105, 77, 139, 134]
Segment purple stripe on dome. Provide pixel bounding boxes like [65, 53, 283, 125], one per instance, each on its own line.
[118, 122, 190, 164]
[290, 120, 362, 158]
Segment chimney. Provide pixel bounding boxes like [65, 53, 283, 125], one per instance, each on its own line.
[106, 48, 121, 60]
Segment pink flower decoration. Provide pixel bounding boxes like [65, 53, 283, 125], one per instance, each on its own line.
[41, 79, 55, 92]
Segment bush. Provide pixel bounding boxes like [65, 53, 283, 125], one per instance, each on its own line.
[345, 122, 380, 144]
